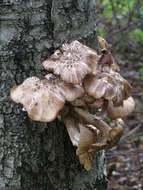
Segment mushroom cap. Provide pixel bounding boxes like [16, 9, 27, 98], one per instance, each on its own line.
[11, 76, 65, 122]
[83, 72, 132, 106]
[45, 74, 84, 102]
[11, 73, 85, 122]
[83, 74, 115, 100]
[11, 77, 40, 103]
[96, 49, 120, 74]
[98, 36, 110, 50]
[97, 36, 120, 73]
[60, 83, 84, 102]
[107, 97, 135, 119]
[42, 40, 99, 84]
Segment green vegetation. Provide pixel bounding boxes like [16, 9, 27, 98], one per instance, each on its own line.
[95, 0, 143, 56]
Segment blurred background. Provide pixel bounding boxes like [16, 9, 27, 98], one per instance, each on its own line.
[95, 0, 143, 189]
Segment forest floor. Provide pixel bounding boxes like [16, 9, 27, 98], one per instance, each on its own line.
[107, 55, 143, 190]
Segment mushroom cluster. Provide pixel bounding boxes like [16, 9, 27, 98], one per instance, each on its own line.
[11, 37, 135, 171]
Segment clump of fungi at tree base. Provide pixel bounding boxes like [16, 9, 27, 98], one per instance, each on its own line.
[11, 37, 135, 171]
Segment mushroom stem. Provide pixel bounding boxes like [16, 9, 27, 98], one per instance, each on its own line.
[89, 119, 124, 152]
[74, 107, 111, 136]
[74, 108, 124, 152]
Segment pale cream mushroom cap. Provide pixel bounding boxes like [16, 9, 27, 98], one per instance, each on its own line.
[107, 97, 135, 119]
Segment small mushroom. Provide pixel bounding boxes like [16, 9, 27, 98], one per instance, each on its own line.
[42, 40, 99, 84]
[74, 107, 125, 152]
[98, 49, 120, 73]
[89, 119, 124, 152]
[98, 36, 110, 50]
[97, 36, 120, 73]
[64, 113, 99, 170]
[64, 116, 80, 147]
[76, 123, 99, 171]
[83, 74, 115, 100]
[83, 72, 132, 106]
[107, 97, 135, 119]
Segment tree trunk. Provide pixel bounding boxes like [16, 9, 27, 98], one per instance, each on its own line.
[0, 1, 107, 189]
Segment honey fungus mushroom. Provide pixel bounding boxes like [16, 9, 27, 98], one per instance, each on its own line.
[11, 37, 135, 171]
[83, 72, 132, 106]
[97, 36, 120, 73]
[11, 74, 84, 122]
[42, 40, 99, 84]
[64, 113, 99, 170]
[107, 97, 135, 119]
[74, 107, 125, 153]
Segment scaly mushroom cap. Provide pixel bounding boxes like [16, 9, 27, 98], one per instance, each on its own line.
[83, 72, 132, 106]
[98, 49, 120, 73]
[42, 40, 99, 84]
[11, 74, 85, 122]
[11, 77, 40, 103]
[11, 76, 65, 122]
[107, 97, 135, 119]
[45, 74, 84, 102]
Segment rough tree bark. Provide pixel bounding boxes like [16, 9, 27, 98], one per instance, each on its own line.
[0, 0, 107, 189]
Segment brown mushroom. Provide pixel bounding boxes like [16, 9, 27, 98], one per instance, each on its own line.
[98, 49, 120, 73]
[89, 119, 124, 152]
[60, 83, 84, 102]
[83, 72, 132, 106]
[107, 97, 135, 119]
[10, 76, 40, 103]
[98, 36, 110, 50]
[97, 36, 120, 73]
[83, 74, 115, 100]
[10, 38, 135, 171]
[11, 73, 85, 122]
[11, 76, 65, 122]
[76, 124, 99, 171]
[64, 113, 99, 170]
[45, 74, 85, 102]
[74, 107, 125, 152]
[42, 40, 99, 84]
[64, 115, 80, 147]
